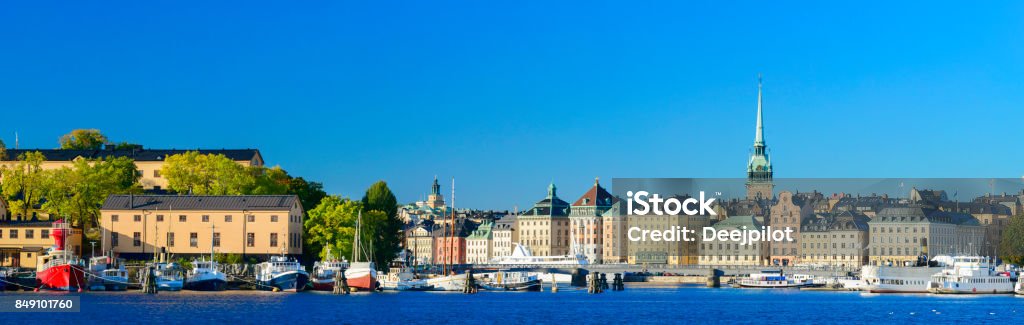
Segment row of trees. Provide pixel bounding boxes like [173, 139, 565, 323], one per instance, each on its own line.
[304, 181, 401, 266]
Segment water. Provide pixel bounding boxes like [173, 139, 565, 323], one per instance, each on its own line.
[3, 285, 1024, 324]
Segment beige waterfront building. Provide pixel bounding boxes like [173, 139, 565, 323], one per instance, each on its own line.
[517, 183, 571, 257]
[1, 149, 263, 194]
[767, 191, 812, 266]
[868, 207, 984, 266]
[492, 216, 517, 260]
[408, 225, 436, 265]
[799, 211, 870, 267]
[569, 178, 615, 264]
[465, 221, 493, 264]
[99, 195, 303, 260]
[602, 201, 628, 263]
[699, 216, 765, 267]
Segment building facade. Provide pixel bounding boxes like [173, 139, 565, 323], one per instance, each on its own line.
[99, 195, 303, 260]
[517, 183, 571, 257]
[408, 225, 435, 265]
[466, 221, 493, 264]
[767, 191, 811, 266]
[868, 207, 984, 266]
[0, 221, 83, 268]
[799, 211, 869, 267]
[492, 216, 517, 260]
[602, 201, 629, 263]
[699, 216, 764, 266]
[569, 178, 615, 264]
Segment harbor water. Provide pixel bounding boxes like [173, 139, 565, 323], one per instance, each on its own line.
[3, 285, 1024, 323]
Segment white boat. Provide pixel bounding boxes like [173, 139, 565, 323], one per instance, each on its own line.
[861, 263, 946, 293]
[927, 256, 1014, 294]
[87, 256, 128, 291]
[255, 255, 309, 292]
[153, 262, 184, 291]
[425, 273, 468, 291]
[311, 259, 349, 291]
[379, 253, 432, 291]
[184, 259, 227, 291]
[1016, 279, 1023, 295]
[490, 244, 589, 266]
[477, 271, 541, 291]
[735, 270, 812, 288]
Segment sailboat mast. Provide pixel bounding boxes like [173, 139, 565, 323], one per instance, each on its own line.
[448, 177, 456, 272]
[354, 210, 362, 263]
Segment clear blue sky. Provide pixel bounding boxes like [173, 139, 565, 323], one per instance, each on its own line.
[2, 1, 1023, 210]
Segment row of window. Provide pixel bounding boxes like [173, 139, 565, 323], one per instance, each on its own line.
[0, 229, 50, 240]
[110, 214, 300, 223]
[111, 231, 300, 249]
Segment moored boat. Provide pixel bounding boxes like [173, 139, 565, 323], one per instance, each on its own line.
[927, 256, 1013, 294]
[477, 271, 541, 291]
[153, 262, 184, 291]
[36, 221, 87, 291]
[311, 259, 349, 291]
[184, 259, 227, 291]
[861, 264, 943, 293]
[735, 270, 811, 288]
[87, 256, 128, 291]
[255, 255, 309, 292]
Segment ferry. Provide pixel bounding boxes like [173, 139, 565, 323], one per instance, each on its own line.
[87, 256, 128, 291]
[927, 256, 1014, 294]
[735, 270, 812, 288]
[477, 271, 542, 291]
[255, 255, 309, 292]
[184, 259, 227, 291]
[861, 262, 945, 293]
[490, 244, 589, 266]
[153, 262, 184, 291]
[36, 221, 87, 291]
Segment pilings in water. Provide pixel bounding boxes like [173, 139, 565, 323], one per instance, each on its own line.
[141, 266, 157, 294]
[333, 270, 350, 295]
[587, 272, 604, 294]
[463, 270, 477, 294]
[706, 268, 722, 288]
[611, 273, 624, 291]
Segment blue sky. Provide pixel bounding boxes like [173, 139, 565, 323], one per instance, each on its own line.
[2, 1, 1023, 210]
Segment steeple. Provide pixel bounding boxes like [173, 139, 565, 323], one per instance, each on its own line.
[431, 175, 440, 195]
[547, 182, 557, 198]
[755, 73, 765, 149]
[746, 74, 774, 200]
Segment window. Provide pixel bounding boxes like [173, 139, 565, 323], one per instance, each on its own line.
[133, 232, 141, 246]
[112, 232, 119, 246]
[156, 215, 164, 222]
[25, 230, 34, 239]
[190, 233, 198, 247]
[112, 215, 119, 222]
[41, 230, 49, 239]
[134, 215, 142, 222]
[213, 233, 221, 247]
[202, 215, 210, 222]
[270, 233, 278, 247]
[167, 233, 175, 247]
[271, 215, 279, 222]
[153, 170, 161, 178]
[247, 233, 255, 247]
[247, 215, 254, 222]
[225, 215, 232, 223]
[10, 230, 18, 239]
[179, 215, 187, 222]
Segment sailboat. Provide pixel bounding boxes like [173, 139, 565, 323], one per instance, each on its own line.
[184, 223, 227, 291]
[425, 177, 468, 291]
[344, 210, 378, 291]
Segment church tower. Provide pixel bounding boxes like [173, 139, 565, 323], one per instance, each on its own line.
[746, 75, 774, 200]
[426, 176, 446, 209]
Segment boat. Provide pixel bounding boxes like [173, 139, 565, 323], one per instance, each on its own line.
[735, 270, 812, 288]
[184, 259, 227, 291]
[379, 252, 433, 291]
[310, 257, 349, 291]
[860, 259, 948, 293]
[1016, 279, 1023, 295]
[87, 256, 128, 291]
[36, 221, 87, 291]
[255, 255, 309, 292]
[344, 210, 378, 292]
[184, 224, 227, 291]
[927, 256, 1014, 294]
[153, 262, 184, 291]
[490, 243, 589, 266]
[477, 271, 541, 291]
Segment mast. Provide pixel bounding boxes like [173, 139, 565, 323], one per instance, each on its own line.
[448, 177, 456, 273]
[353, 210, 362, 263]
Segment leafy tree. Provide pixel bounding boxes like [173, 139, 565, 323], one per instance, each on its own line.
[1, 152, 47, 221]
[246, 166, 291, 195]
[160, 151, 254, 195]
[107, 142, 143, 150]
[0, 138, 6, 160]
[1000, 214, 1024, 265]
[59, 129, 108, 150]
[39, 157, 140, 227]
[304, 196, 360, 261]
[361, 181, 401, 265]
[288, 176, 326, 213]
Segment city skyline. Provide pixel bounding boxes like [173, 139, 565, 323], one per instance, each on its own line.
[3, 1, 1024, 209]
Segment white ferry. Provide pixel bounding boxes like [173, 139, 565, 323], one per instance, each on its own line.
[927, 256, 1013, 294]
[490, 244, 589, 266]
[735, 270, 812, 288]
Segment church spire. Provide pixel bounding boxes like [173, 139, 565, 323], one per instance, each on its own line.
[755, 73, 765, 148]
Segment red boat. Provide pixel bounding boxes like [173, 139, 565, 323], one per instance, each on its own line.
[36, 221, 86, 291]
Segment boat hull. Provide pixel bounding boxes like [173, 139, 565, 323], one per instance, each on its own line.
[37, 264, 87, 291]
[310, 277, 335, 291]
[88, 276, 129, 291]
[157, 279, 183, 291]
[184, 278, 227, 291]
[344, 268, 377, 291]
[480, 279, 542, 291]
[257, 271, 309, 292]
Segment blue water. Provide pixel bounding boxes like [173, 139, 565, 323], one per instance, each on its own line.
[3, 285, 1024, 324]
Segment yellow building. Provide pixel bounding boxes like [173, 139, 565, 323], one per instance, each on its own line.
[99, 195, 302, 261]
[517, 183, 571, 257]
[2, 148, 263, 192]
[0, 221, 83, 269]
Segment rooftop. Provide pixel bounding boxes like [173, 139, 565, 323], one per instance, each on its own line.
[101, 195, 300, 211]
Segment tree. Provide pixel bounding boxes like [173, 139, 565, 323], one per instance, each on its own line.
[161, 152, 254, 195]
[0, 138, 6, 160]
[304, 196, 360, 261]
[107, 142, 143, 150]
[59, 129, 108, 150]
[1, 152, 47, 221]
[39, 157, 140, 228]
[1000, 214, 1024, 265]
[246, 166, 291, 195]
[361, 180, 401, 265]
[288, 176, 327, 213]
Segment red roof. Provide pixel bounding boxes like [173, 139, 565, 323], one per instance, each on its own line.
[573, 178, 617, 207]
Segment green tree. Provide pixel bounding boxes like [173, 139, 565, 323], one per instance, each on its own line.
[0, 138, 6, 160]
[288, 176, 327, 213]
[1, 152, 47, 221]
[39, 157, 140, 227]
[161, 151, 254, 195]
[361, 180, 400, 265]
[107, 142, 143, 150]
[1000, 214, 1024, 265]
[246, 166, 291, 195]
[304, 196, 360, 261]
[59, 129, 108, 150]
